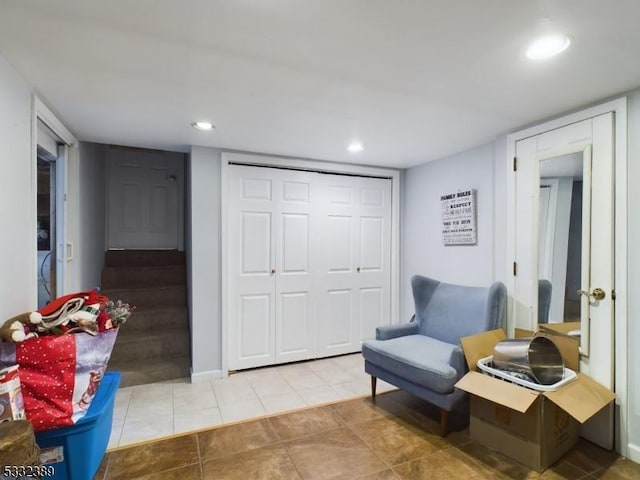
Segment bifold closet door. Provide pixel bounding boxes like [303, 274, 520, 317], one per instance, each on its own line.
[228, 165, 392, 370]
[227, 165, 317, 370]
[315, 174, 392, 357]
[273, 169, 318, 365]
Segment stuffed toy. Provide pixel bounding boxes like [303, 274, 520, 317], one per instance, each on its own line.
[0, 312, 43, 343]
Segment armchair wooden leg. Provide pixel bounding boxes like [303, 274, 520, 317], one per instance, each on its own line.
[371, 376, 377, 399]
[440, 409, 449, 437]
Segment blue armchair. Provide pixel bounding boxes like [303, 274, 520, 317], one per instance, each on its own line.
[362, 275, 506, 435]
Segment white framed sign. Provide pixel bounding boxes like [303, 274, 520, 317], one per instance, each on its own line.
[441, 189, 477, 245]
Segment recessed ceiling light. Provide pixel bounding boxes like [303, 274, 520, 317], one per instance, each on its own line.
[347, 141, 364, 153]
[191, 121, 215, 131]
[526, 34, 571, 60]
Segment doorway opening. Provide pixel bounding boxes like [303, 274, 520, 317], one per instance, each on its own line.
[36, 120, 66, 308]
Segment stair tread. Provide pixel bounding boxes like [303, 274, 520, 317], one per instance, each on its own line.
[115, 328, 189, 342]
[102, 284, 186, 294]
[103, 264, 185, 271]
[107, 356, 191, 387]
[128, 305, 188, 314]
[108, 355, 190, 368]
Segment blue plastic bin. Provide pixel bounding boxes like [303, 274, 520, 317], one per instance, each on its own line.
[34, 372, 121, 480]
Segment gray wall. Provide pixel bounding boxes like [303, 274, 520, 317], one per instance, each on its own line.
[401, 142, 496, 320]
[187, 146, 222, 379]
[626, 88, 640, 460]
[73, 142, 106, 291]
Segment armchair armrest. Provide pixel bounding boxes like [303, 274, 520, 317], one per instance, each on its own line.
[448, 345, 468, 380]
[376, 322, 419, 340]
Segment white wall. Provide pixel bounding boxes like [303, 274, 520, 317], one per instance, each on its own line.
[401, 142, 496, 320]
[187, 146, 222, 380]
[0, 55, 37, 316]
[626, 88, 640, 462]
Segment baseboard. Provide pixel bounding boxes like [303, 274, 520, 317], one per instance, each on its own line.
[627, 442, 640, 463]
[190, 368, 223, 383]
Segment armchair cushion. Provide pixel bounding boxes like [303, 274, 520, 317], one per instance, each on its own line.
[362, 335, 460, 394]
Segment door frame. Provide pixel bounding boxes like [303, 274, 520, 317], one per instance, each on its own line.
[506, 97, 628, 456]
[220, 152, 401, 376]
[33, 96, 77, 300]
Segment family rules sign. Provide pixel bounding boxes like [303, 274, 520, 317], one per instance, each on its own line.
[440, 189, 477, 245]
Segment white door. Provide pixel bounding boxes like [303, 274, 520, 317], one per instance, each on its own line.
[228, 166, 277, 369]
[228, 166, 318, 369]
[274, 169, 318, 364]
[316, 174, 392, 357]
[514, 113, 615, 447]
[107, 147, 183, 249]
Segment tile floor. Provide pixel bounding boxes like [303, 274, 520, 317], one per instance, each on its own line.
[110, 353, 397, 448]
[96, 388, 640, 480]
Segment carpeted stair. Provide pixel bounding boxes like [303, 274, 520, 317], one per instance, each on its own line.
[101, 250, 191, 387]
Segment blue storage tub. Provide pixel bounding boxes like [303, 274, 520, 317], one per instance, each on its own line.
[35, 372, 121, 480]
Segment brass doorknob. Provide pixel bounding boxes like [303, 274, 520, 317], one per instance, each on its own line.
[577, 288, 606, 302]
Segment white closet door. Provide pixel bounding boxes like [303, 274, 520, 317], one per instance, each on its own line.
[356, 177, 392, 344]
[228, 165, 392, 368]
[228, 166, 277, 370]
[316, 174, 392, 357]
[274, 169, 318, 363]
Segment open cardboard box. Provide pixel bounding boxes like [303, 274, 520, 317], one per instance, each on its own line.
[455, 328, 615, 472]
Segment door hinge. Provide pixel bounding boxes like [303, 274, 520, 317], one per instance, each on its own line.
[513, 261, 517, 276]
[612, 289, 616, 300]
[513, 156, 517, 172]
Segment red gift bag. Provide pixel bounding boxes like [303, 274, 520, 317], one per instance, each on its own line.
[0, 329, 118, 431]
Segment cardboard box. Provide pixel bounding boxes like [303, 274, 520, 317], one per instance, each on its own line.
[0, 365, 26, 422]
[539, 321, 581, 337]
[455, 329, 615, 472]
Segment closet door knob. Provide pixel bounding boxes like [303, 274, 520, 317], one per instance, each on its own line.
[356, 267, 361, 273]
[271, 268, 276, 275]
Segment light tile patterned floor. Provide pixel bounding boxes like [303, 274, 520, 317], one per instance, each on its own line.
[109, 353, 396, 448]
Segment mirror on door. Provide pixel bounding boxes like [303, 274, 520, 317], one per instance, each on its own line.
[537, 152, 584, 343]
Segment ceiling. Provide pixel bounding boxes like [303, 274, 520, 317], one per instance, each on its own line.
[1, 1, 639, 168]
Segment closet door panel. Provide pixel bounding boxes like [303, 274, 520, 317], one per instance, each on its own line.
[359, 216, 384, 271]
[360, 287, 383, 342]
[275, 170, 317, 363]
[238, 294, 273, 361]
[356, 177, 392, 343]
[278, 292, 310, 355]
[325, 289, 353, 348]
[241, 212, 272, 274]
[326, 216, 353, 272]
[316, 176, 358, 356]
[228, 166, 276, 370]
[281, 213, 309, 273]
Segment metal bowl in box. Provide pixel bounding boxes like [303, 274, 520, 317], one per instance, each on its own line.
[492, 336, 564, 385]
